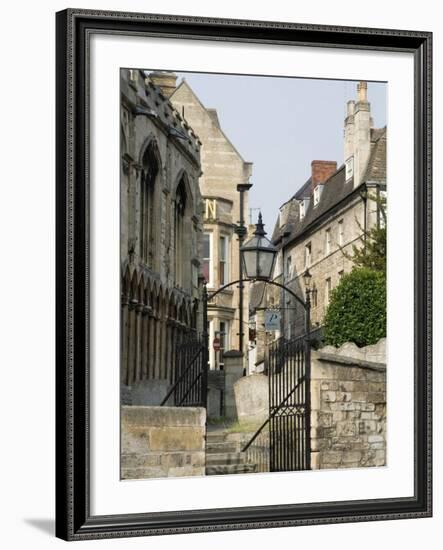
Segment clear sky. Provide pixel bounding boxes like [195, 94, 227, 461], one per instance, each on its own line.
[175, 71, 387, 231]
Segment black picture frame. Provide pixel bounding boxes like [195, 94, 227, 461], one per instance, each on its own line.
[55, 8, 432, 541]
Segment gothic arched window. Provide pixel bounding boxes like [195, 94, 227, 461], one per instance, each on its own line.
[140, 142, 160, 267]
[174, 178, 187, 287]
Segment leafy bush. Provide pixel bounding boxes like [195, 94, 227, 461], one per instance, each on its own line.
[323, 268, 386, 348]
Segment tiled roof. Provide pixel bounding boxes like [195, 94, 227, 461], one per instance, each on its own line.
[273, 165, 352, 245]
[272, 126, 387, 247]
[364, 127, 387, 183]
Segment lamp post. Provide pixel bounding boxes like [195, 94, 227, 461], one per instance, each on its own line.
[234, 183, 253, 359]
[241, 212, 277, 281]
[203, 213, 311, 349]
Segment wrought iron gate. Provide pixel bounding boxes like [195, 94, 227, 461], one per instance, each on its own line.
[243, 334, 311, 472]
[161, 335, 208, 407]
[268, 336, 311, 471]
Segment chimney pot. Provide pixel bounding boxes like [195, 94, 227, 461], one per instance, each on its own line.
[357, 81, 368, 102]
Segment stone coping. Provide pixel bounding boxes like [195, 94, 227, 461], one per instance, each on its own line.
[316, 351, 386, 372]
[122, 406, 206, 427]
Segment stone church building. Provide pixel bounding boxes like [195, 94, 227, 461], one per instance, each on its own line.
[120, 69, 204, 403]
[253, 81, 386, 352]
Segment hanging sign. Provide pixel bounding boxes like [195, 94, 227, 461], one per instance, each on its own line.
[264, 310, 281, 331]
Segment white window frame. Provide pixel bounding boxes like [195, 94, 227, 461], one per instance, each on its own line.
[202, 231, 214, 288]
[325, 277, 332, 306]
[325, 228, 331, 255]
[286, 255, 292, 280]
[219, 320, 230, 349]
[219, 234, 230, 286]
[209, 319, 215, 370]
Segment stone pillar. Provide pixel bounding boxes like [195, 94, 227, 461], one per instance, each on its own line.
[134, 303, 143, 382]
[141, 305, 151, 379]
[127, 300, 137, 385]
[147, 309, 155, 379]
[223, 350, 244, 419]
[121, 298, 129, 385]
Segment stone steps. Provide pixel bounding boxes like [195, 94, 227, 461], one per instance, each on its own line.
[206, 441, 239, 454]
[205, 432, 227, 443]
[205, 431, 257, 475]
[205, 452, 245, 466]
[206, 463, 257, 476]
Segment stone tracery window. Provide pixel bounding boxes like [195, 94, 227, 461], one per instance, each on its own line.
[140, 142, 160, 268]
[174, 177, 187, 287]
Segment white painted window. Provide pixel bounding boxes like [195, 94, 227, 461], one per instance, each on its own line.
[312, 283, 318, 307]
[345, 156, 354, 182]
[219, 320, 230, 369]
[325, 278, 332, 306]
[202, 232, 213, 287]
[286, 255, 292, 280]
[325, 228, 331, 255]
[209, 319, 215, 370]
[305, 242, 312, 267]
[219, 235, 229, 286]
[299, 200, 305, 220]
[219, 321, 230, 351]
[313, 185, 324, 206]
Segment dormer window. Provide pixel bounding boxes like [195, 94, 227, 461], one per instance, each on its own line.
[299, 197, 310, 220]
[345, 157, 354, 183]
[313, 184, 324, 207]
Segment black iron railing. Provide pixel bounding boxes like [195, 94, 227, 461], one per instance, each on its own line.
[160, 335, 208, 407]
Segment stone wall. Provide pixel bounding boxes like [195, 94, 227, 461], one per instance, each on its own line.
[234, 373, 269, 424]
[207, 369, 224, 419]
[223, 351, 245, 419]
[310, 339, 386, 470]
[121, 406, 206, 479]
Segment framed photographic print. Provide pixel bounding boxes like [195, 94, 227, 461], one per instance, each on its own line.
[55, 9, 432, 541]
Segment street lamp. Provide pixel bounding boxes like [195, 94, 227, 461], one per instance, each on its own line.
[302, 268, 312, 302]
[241, 212, 277, 281]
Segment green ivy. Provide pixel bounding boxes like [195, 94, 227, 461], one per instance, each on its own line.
[323, 268, 386, 348]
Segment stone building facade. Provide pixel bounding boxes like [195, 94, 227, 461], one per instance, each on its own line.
[120, 69, 204, 404]
[167, 76, 253, 370]
[268, 81, 386, 340]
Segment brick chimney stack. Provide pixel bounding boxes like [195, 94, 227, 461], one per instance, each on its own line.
[311, 160, 337, 190]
